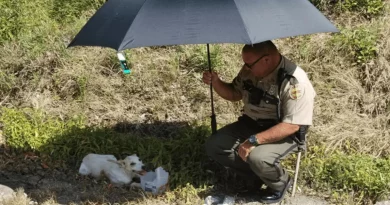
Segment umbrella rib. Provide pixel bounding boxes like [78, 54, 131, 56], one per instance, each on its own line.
[232, 0, 253, 44]
[118, 0, 150, 51]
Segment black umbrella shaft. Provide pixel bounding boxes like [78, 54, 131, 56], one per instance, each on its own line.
[207, 44, 217, 134]
[207, 44, 214, 110]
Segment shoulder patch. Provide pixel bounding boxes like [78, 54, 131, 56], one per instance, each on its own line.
[289, 84, 304, 100]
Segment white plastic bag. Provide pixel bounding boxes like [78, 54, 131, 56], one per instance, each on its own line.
[140, 167, 169, 195]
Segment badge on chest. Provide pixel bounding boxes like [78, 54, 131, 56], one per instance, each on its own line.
[268, 84, 277, 95]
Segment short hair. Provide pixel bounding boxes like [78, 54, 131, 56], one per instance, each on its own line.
[242, 40, 278, 55]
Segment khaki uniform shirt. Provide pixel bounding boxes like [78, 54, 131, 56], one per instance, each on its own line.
[232, 55, 316, 126]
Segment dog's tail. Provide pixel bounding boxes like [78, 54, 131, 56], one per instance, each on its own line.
[78, 162, 91, 175]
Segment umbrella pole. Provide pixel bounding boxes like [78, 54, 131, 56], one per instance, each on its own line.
[207, 44, 217, 134]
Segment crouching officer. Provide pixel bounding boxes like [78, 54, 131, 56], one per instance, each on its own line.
[203, 40, 315, 204]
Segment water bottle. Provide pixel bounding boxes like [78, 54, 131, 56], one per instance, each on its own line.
[204, 195, 235, 205]
[222, 196, 235, 205]
[117, 52, 131, 74]
[204, 195, 223, 205]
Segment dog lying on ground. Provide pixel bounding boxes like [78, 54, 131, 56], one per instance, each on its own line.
[78, 153, 146, 188]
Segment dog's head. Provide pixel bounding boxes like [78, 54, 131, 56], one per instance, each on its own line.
[120, 154, 145, 173]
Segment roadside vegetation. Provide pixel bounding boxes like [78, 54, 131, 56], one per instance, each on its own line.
[0, 0, 389, 204]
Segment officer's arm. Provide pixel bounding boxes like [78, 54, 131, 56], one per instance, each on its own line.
[212, 80, 242, 102]
[254, 122, 299, 144]
[255, 80, 314, 144]
[212, 67, 244, 102]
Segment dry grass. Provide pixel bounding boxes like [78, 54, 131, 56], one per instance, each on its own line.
[0, 42, 244, 127]
[1, 184, 206, 205]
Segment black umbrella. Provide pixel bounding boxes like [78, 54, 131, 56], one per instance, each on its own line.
[68, 0, 339, 134]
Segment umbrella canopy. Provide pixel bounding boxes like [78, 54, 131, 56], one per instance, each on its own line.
[68, 0, 339, 51]
[67, 0, 339, 134]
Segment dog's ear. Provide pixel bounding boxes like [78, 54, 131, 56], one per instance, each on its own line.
[118, 159, 127, 165]
[107, 159, 124, 166]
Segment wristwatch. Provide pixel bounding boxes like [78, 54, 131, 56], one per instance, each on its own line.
[248, 134, 259, 146]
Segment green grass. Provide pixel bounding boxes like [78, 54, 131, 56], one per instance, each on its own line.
[302, 145, 390, 204]
[1, 107, 390, 204]
[0, 107, 217, 190]
[310, 0, 384, 18]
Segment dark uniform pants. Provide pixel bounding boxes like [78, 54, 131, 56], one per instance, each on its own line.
[205, 115, 299, 192]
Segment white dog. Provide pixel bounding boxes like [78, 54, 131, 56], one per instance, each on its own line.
[79, 153, 146, 187]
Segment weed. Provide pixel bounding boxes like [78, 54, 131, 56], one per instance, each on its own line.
[310, 0, 384, 18]
[302, 146, 390, 204]
[331, 25, 378, 65]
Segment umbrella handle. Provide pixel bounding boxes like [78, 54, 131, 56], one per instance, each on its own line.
[207, 44, 217, 134]
[117, 52, 131, 74]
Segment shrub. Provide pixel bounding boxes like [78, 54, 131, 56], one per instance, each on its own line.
[330, 25, 378, 65]
[340, 0, 384, 18]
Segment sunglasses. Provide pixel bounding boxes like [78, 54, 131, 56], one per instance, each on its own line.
[244, 54, 269, 69]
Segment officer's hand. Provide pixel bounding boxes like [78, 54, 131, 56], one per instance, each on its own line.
[202, 71, 220, 85]
[238, 140, 255, 162]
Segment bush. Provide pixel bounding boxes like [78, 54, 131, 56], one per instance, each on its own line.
[340, 0, 384, 18]
[330, 25, 378, 65]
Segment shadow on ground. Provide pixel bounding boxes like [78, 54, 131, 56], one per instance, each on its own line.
[0, 120, 237, 204]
